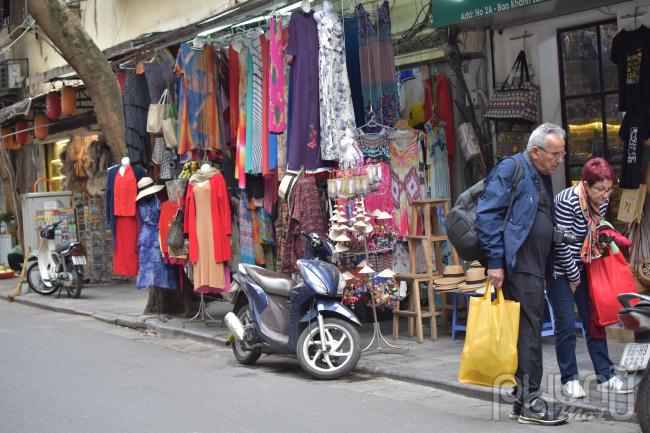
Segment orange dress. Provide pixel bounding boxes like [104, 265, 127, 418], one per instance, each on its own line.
[192, 181, 226, 293]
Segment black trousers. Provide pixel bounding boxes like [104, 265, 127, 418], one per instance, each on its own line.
[503, 271, 546, 404]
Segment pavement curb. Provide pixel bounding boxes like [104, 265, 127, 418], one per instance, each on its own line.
[2, 292, 638, 424]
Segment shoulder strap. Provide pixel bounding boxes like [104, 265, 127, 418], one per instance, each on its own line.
[500, 157, 523, 232]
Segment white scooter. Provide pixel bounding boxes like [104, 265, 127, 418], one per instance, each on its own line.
[26, 221, 87, 298]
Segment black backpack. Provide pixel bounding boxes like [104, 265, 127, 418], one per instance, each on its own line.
[447, 157, 523, 263]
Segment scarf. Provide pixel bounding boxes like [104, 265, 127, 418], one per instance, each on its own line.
[189, 166, 219, 184]
[576, 182, 602, 264]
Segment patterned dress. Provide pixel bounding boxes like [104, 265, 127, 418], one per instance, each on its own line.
[174, 43, 222, 154]
[268, 17, 287, 133]
[389, 130, 423, 237]
[316, 10, 356, 161]
[136, 197, 176, 290]
[356, 1, 399, 126]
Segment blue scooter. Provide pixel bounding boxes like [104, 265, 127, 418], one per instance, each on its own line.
[225, 233, 361, 379]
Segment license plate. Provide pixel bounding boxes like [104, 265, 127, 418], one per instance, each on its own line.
[71, 256, 87, 265]
[619, 343, 650, 372]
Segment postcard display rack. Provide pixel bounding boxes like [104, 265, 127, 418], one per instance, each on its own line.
[72, 194, 113, 282]
[326, 165, 407, 355]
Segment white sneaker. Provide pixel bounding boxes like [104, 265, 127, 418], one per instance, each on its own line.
[562, 380, 586, 399]
[597, 376, 634, 394]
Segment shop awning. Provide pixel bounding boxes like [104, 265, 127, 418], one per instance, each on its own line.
[433, 0, 626, 29]
[0, 96, 36, 124]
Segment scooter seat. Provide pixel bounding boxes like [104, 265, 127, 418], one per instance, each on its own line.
[55, 243, 70, 253]
[246, 266, 296, 297]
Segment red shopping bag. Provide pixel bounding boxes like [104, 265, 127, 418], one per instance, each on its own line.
[586, 249, 637, 327]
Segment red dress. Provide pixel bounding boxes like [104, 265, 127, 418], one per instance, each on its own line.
[113, 166, 139, 276]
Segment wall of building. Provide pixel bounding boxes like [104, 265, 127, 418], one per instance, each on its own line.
[491, 0, 650, 192]
[15, 0, 239, 90]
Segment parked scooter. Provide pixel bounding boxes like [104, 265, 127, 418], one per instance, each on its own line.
[225, 232, 361, 380]
[618, 293, 650, 433]
[26, 221, 87, 298]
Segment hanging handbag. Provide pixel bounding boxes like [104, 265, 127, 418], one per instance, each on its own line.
[162, 98, 178, 149]
[485, 50, 540, 124]
[146, 89, 168, 134]
[166, 208, 185, 249]
[458, 283, 520, 387]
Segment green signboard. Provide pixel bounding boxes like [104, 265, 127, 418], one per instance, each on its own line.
[432, 0, 551, 28]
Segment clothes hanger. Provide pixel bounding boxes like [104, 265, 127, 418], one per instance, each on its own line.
[358, 107, 390, 131]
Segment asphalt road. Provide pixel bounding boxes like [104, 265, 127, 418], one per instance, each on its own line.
[0, 301, 641, 433]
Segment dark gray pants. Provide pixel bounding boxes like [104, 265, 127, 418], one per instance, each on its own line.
[503, 271, 546, 404]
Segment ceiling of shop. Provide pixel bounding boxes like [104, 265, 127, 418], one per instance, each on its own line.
[448, 0, 627, 30]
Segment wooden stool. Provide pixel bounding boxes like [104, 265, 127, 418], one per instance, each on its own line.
[393, 273, 439, 343]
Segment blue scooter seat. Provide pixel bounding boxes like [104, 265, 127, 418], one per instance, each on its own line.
[246, 266, 297, 297]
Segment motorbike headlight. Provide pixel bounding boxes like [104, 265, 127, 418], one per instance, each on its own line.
[302, 267, 328, 295]
[337, 272, 347, 296]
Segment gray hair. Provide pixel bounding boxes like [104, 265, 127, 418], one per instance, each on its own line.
[526, 123, 566, 151]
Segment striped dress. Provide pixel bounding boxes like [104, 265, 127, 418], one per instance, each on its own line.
[245, 36, 264, 174]
[553, 186, 608, 282]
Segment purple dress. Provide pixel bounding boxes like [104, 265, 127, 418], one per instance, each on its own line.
[286, 10, 322, 171]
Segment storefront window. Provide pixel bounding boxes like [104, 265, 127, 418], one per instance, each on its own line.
[47, 139, 69, 192]
[558, 20, 620, 185]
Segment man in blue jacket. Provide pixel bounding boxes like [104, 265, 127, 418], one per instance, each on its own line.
[477, 123, 567, 426]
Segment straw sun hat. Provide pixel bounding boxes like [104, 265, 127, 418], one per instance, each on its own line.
[136, 177, 165, 201]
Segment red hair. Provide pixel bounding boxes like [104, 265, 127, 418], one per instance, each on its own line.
[581, 157, 615, 185]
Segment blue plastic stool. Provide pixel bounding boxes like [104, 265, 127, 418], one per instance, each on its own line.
[451, 291, 472, 341]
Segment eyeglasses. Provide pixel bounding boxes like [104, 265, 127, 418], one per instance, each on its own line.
[535, 146, 566, 160]
[590, 185, 615, 195]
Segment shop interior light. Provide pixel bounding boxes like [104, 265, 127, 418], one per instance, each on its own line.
[567, 121, 620, 132]
[231, 1, 309, 29]
[55, 139, 70, 146]
[231, 15, 269, 28]
[197, 24, 232, 37]
[199, 6, 241, 25]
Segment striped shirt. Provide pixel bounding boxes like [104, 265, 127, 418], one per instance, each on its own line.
[553, 186, 608, 282]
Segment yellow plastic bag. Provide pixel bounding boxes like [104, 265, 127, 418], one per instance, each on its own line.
[458, 283, 520, 387]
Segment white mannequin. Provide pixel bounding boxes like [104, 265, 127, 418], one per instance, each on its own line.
[301, 0, 311, 13]
[119, 156, 130, 176]
[322, 0, 333, 13]
[200, 163, 211, 172]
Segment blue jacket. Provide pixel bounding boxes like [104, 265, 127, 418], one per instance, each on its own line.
[476, 151, 553, 276]
[105, 164, 146, 234]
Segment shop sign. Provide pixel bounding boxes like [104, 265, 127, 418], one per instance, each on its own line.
[432, 0, 551, 28]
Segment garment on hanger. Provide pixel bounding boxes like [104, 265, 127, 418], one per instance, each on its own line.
[106, 164, 145, 276]
[228, 45, 240, 147]
[239, 190, 255, 265]
[427, 121, 450, 199]
[261, 34, 271, 176]
[435, 74, 455, 164]
[159, 200, 183, 264]
[281, 176, 327, 273]
[357, 129, 390, 162]
[144, 60, 175, 103]
[123, 71, 150, 164]
[269, 17, 287, 133]
[389, 129, 423, 236]
[363, 161, 394, 218]
[236, 45, 249, 189]
[184, 168, 232, 293]
[611, 25, 650, 111]
[286, 9, 323, 170]
[344, 15, 366, 126]
[175, 43, 223, 155]
[245, 36, 264, 174]
[316, 7, 356, 161]
[136, 197, 176, 290]
[356, 1, 399, 127]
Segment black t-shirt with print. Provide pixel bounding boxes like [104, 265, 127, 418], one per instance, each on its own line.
[611, 26, 650, 111]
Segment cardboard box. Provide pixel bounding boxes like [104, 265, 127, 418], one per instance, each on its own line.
[618, 185, 647, 223]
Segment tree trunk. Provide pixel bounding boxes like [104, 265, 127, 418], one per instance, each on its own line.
[26, 0, 125, 161]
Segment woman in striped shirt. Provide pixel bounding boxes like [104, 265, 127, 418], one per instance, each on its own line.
[549, 157, 630, 398]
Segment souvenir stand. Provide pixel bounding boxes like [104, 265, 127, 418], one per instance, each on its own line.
[326, 163, 406, 355]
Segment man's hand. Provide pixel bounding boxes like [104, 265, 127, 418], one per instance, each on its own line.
[569, 279, 580, 293]
[487, 268, 505, 288]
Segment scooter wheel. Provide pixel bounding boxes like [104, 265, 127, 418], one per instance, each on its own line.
[26, 262, 57, 296]
[67, 269, 83, 299]
[297, 317, 361, 380]
[232, 304, 261, 365]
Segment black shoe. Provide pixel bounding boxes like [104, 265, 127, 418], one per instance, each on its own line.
[518, 398, 569, 426]
[509, 401, 522, 420]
